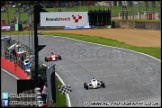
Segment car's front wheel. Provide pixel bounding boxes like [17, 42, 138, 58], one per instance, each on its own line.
[84, 83, 88, 90]
[58, 55, 62, 60]
[101, 81, 105, 88]
[45, 57, 48, 62]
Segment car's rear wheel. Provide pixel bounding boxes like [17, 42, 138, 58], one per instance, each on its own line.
[45, 57, 48, 62]
[58, 55, 62, 60]
[84, 83, 88, 90]
[101, 81, 105, 88]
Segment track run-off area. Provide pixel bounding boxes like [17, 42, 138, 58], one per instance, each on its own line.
[1, 69, 18, 94]
[10, 35, 161, 107]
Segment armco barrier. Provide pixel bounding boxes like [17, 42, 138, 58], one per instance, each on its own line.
[1, 57, 28, 79]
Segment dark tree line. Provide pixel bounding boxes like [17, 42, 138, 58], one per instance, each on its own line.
[1, 1, 48, 6]
[1, 1, 96, 7]
[1, 1, 75, 5]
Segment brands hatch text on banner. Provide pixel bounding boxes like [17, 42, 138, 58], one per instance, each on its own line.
[40, 12, 89, 26]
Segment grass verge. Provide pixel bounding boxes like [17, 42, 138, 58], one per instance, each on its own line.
[55, 77, 66, 107]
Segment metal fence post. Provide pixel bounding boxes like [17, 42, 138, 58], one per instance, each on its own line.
[152, 1, 155, 20]
[17, 2, 21, 43]
[28, 12, 31, 49]
[138, 1, 141, 20]
[46, 66, 53, 107]
[122, 6, 124, 19]
[31, 10, 34, 55]
[132, 3, 134, 19]
[76, 1, 78, 11]
[159, 1, 161, 29]
[145, 1, 148, 20]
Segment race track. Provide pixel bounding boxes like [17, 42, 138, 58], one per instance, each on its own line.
[12, 35, 161, 107]
[1, 69, 18, 94]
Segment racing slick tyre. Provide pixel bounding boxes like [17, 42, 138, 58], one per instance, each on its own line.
[84, 83, 88, 90]
[45, 57, 48, 62]
[58, 55, 62, 60]
[101, 81, 105, 88]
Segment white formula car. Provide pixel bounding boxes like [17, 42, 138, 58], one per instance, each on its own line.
[1, 35, 11, 41]
[84, 78, 105, 90]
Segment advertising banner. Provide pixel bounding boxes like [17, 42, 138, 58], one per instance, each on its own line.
[64, 25, 91, 30]
[1, 25, 11, 31]
[40, 12, 89, 26]
[1, 20, 6, 25]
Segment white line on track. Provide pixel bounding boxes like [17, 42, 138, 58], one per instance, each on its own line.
[1, 66, 72, 107]
[1, 68, 19, 80]
[55, 72, 71, 107]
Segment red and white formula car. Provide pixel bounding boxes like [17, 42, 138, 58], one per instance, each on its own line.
[45, 52, 62, 62]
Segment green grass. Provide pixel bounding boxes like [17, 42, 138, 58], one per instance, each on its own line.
[55, 77, 66, 107]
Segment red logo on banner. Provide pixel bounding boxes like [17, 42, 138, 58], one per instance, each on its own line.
[72, 15, 82, 23]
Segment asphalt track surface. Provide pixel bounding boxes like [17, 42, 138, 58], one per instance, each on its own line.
[11, 35, 161, 107]
[1, 69, 18, 94]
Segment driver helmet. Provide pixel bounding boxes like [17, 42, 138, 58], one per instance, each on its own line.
[92, 78, 95, 81]
[51, 52, 54, 55]
[38, 74, 41, 78]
